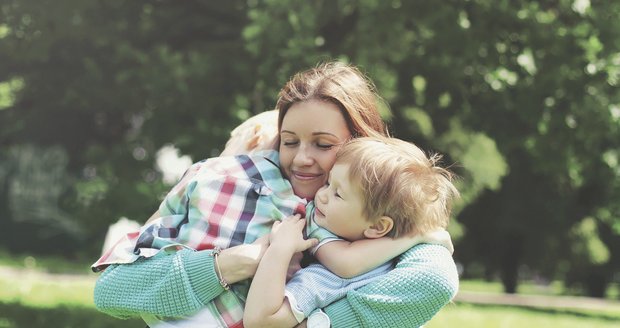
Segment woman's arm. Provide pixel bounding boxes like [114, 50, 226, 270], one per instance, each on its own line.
[315, 230, 453, 279]
[94, 237, 269, 319]
[323, 244, 459, 327]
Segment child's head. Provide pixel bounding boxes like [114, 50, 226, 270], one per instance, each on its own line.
[332, 136, 459, 238]
[220, 110, 279, 156]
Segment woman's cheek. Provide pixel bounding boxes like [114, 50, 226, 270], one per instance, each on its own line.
[278, 151, 293, 176]
[320, 150, 339, 173]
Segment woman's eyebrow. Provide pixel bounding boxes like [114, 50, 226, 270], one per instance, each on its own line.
[280, 130, 340, 138]
[312, 132, 339, 137]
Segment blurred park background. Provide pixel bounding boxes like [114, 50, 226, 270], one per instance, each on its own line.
[1, 0, 620, 327]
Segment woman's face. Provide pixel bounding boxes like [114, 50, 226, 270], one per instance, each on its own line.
[279, 100, 352, 200]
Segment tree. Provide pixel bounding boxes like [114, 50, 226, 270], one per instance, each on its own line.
[1, 0, 619, 297]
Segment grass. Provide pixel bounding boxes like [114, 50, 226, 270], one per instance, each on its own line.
[460, 279, 620, 299]
[1, 269, 619, 328]
[426, 302, 620, 328]
[0, 249, 93, 274]
[0, 250, 619, 327]
[0, 302, 144, 328]
[0, 266, 143, 328]
[0, 269, 97, 308]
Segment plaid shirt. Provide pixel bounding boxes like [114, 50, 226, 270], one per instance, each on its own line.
[92, 150, 336, 327]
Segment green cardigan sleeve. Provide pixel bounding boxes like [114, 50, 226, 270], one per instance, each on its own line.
[93, 248, 226, 319]
[324, 244, 459, 327]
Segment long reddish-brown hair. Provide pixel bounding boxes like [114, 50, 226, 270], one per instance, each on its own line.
[275, 62, 389, 142]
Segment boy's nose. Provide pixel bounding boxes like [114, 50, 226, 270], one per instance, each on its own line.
[316, 187, 327, 203]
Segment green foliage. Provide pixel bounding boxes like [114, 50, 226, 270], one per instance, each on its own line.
[438, 119, 509, 202]
[0, 77, 24, 110]
[571, 218, 610, 265]
[0, 0, 619, 297]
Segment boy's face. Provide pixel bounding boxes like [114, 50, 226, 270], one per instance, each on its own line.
[313, 163, 371, 241]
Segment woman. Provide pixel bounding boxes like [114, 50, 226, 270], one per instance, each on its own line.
[93, 62, 458, 327]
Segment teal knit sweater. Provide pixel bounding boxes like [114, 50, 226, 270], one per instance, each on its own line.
[94, 243, 458, 327]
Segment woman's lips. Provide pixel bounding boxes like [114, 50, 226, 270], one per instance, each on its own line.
[292, 171, 321, 181]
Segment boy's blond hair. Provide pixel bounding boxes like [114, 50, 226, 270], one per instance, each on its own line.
[336, 137, 459, 238]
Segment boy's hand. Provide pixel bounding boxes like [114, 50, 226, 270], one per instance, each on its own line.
[270, 215, 318, 254]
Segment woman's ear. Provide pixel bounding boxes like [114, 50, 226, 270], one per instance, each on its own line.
[363, 216, 394, 239]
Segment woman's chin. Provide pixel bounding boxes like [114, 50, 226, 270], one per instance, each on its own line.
[292, 186, 320, 200]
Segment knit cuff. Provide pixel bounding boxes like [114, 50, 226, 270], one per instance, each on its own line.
[185, 249, 225, 305]
[323, 298, 361, 327]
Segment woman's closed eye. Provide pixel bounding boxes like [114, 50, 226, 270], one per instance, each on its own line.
[282, 140, 299, 147]
[316, 142, 335, 150]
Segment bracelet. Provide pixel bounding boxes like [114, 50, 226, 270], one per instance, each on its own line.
[211, 247, 230, 290]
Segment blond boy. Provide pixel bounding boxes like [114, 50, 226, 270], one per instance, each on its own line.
[244, 136, 460, 327]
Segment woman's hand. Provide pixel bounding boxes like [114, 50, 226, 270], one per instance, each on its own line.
[216, 235, 270, 284]
[415, 229, 454, 254]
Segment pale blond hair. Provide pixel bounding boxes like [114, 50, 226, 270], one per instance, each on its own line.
[220, 110, 279, 156]
[336, 137, 460, 238]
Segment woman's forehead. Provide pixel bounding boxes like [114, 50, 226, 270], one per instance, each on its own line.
[281, 100, 351, 137]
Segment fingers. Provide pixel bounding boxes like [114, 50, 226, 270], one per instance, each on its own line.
[245, 133, 261, 150]
[253, 234, 270, 245]
[268, 214, 313, 252]
[304, 238, 319, 250]
[286, 214, 302, 220]
[430, 229, 454, 254]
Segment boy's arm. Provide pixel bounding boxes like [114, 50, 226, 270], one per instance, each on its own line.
[315, 229, 453, 279]
[244, 216, 318, 328]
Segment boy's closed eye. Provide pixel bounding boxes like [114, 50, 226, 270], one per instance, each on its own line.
[334, 189, 343, 199]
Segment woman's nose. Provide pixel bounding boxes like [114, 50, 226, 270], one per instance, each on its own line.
[293, 145, 313, 166]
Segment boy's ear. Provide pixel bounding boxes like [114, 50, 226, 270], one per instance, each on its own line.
[363, 216, 394, 239]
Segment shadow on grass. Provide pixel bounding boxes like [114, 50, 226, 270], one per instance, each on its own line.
[0, 302, 144, 328]
[460, 302, 620, 322]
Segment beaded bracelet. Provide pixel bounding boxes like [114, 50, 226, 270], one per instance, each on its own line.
[211, 246, 230, 290]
